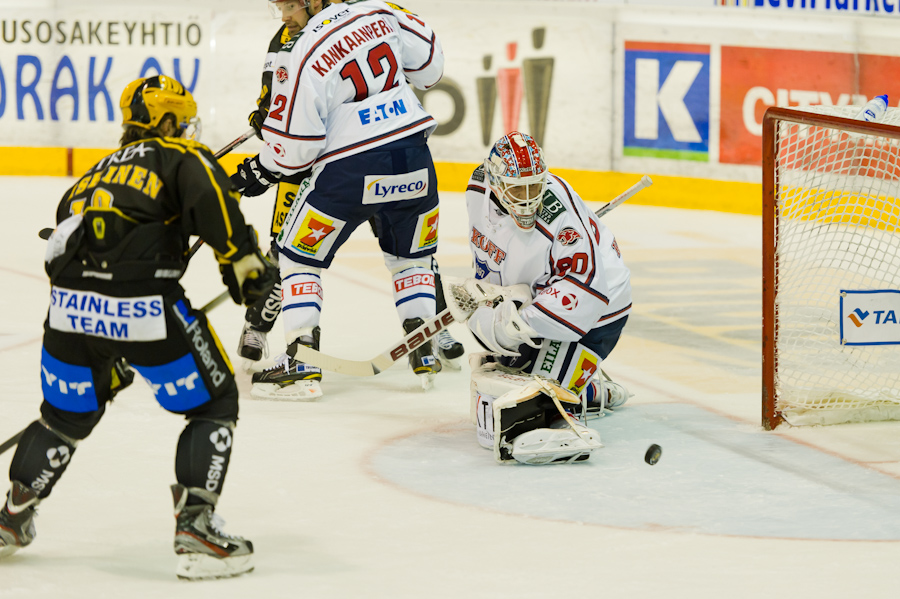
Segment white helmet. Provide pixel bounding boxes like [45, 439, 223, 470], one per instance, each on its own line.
[484, 132, 548, 231]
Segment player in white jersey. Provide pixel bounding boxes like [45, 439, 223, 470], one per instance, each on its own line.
[231, 0, 446, 399]
[457, 132, 633, 464]
[237, 0, 464, 373]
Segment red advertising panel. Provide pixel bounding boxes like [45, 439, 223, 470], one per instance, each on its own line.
[720, 47, 900, 165]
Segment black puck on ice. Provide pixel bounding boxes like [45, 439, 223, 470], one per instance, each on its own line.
[644, 444, 662, 465]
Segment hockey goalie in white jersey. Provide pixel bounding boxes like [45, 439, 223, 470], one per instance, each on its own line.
[452, 131, 633, 465]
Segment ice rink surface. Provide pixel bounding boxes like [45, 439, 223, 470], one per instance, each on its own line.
[3, 175, 900, 598]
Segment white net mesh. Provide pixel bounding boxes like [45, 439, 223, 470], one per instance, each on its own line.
[773, 105, 900, 425]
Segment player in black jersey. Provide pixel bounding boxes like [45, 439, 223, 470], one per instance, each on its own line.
[0, 75, 276, 580]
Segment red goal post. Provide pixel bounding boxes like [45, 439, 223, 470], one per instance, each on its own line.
[763, 105, 900, 430]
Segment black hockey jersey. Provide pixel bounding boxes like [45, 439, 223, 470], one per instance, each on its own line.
[254, 25, 293, 115]
[51, 136, 254, 289]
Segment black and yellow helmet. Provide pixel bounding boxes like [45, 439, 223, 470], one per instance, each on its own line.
[120, 75, 199, 138]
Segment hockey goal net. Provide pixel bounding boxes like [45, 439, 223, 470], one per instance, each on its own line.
[763, 105, 900, 429]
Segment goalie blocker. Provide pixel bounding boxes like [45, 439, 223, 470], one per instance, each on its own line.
[471, 354, 602, 465]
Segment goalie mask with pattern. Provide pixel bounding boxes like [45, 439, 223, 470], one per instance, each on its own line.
[485, 131, 548, 231]
[120, 75, 200, 140]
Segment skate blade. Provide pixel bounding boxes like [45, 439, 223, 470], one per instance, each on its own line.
[0, 544, 23, 559]
[418, 372, 436, 391]
[241, 358, 262, 373]
[250, 380, 323, 401]
[175, 552, 254, 580]
[437, 355, 463, 370]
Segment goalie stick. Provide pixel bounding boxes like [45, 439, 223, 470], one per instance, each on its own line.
[594, 175, 652, 218]
[290, 175, 654, 377]
[291, 309, 456, 377]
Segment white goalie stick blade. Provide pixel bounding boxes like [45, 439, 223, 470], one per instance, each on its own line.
[290, 309, 456, 376]
[594, 175, 652, 218]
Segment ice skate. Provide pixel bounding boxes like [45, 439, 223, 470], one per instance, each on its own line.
[0, 481, 39, 559]
[238, 322, 269, 371]
[586, 370, 633, 413]
[403, 318, 442, 390]
[171, 485, 253, 580]
[250, 328, 322, 401]
[434, 328, 464, 369]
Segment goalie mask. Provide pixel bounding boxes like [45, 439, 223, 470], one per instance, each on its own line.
[485, 132, 548, 231]
[120, 75, 200, 140]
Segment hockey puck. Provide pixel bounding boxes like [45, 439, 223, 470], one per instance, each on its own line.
[644, 444, 662, 465]
[38, 228, 54, 240]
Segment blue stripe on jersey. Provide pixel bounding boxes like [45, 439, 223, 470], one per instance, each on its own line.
[316, 117, 435, 163]
[401, 29, 437, 72]
[535, 222, 554, 242]
[533, 302, 587, 336]
[550, 174, 598, 288]
[599, 303, 632, 322]
[564, 275, 609, 304]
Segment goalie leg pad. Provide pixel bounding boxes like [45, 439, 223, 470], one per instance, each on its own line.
[470, 361, 599, 464]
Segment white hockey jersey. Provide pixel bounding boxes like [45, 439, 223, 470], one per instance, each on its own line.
[259, 0, 444, 176]
[465, 166, 632, 343]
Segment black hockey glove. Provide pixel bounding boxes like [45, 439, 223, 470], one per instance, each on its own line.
[231, 155, 279, 197]
[248, 107, 268, 140]
[219, 229, 280, 306]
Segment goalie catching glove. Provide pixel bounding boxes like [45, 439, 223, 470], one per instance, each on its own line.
[218, 226, 279, 307]
[231, 155, 279, 197]
[442, 277, 539, 357]
[467, 299, 540, 357]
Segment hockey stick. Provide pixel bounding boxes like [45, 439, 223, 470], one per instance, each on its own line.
[289, 176, 655, 378]
[0, 431, 22, 456]
[38, 129, 257, 251]
[594, 175, 653, 218]
[186, 127, 258, 260]
[292, 309, 456, 377]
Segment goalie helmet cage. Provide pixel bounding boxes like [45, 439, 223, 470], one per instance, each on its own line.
[763, 105, 900, 430]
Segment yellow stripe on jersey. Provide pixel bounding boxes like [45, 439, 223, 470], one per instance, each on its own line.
[155, 137, 240, 259]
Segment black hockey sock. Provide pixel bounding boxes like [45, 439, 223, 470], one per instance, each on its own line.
[433, 258, 447, 313]
[175, 419, 234, 504]
[9, 420, 77, 500]
[244, 280, 281, 332]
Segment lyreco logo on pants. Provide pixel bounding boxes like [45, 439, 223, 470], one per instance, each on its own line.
[363, 168, 429, 204]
